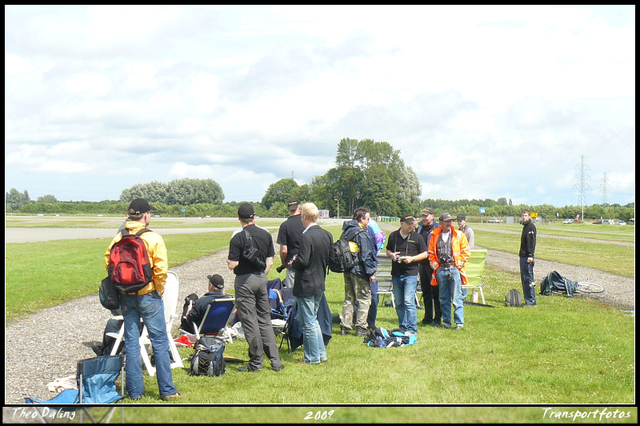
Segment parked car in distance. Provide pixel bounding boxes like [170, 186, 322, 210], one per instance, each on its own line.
[562, 219, 573, 224]
[487, 218, 502, 223]
[616, 220, 626, 226]
[592, 220, 603, 224]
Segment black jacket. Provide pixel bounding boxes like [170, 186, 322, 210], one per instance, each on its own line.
[291, 225, 333, 297]
[342, 220, 377, 279]
[519, 220, 537, 258]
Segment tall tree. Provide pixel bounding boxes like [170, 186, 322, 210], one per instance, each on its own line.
[261, 178, 299, 210]
[312, 138, 421, 217]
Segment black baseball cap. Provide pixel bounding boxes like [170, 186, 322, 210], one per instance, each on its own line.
[456, 214, 467, 221]
[207, 274, 225, 289]
[400, 213, 416, 223]
[128, 198, 156, 215]
[421, 208, 435, 216]
[287, 197, 300, 209]
[238, 203, 255, 219]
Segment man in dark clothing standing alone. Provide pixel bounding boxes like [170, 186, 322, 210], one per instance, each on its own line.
[228, 203, 284, 372]
[519, 210, 537, 306]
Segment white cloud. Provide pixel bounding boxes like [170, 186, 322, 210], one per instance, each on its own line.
[124, 63, 158, 91]
[186, 73, 220, 114]
[66, 72, 111, 97]
[4, 5, 635, 205]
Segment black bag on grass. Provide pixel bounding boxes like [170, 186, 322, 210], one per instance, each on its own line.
[505, 289, 523, 307]
[189, 336, 226, 377]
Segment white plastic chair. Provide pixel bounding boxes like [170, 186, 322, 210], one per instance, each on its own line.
[107, 272, 184, 375]
[140, 271, 184, 376]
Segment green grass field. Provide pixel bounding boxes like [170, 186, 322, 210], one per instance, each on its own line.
[4, 219, 636, 422]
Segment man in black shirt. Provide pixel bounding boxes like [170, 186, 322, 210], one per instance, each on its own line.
[277, 197, 304, 287]
[416, 207, 441, 326]
[385, 213, 428, 335]
[519, 210, 537, 306]
[227, 203, 284, 372]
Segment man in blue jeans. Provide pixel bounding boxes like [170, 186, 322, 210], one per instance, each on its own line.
[385, 214, 427, 335]
[105, 198, 180, 401]
[290, 203, 333, 364]
[427, 212, 470, 331]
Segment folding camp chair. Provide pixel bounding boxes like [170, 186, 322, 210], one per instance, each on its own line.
[25, 355, 125, 424]
[191, 297, 236, 343]
[377, 253, 421, 308]
[461, 249, 487, 304]
[268, 277, 286, 319]
[140, 271, 184, 376]
[273, 287, 296, 351]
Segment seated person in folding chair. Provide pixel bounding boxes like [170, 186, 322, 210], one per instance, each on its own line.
[89, 317, 125, 356]
[104, 198, 181, 401]
[179, 274, 227, 334]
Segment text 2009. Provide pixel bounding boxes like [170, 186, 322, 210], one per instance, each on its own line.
[304, 410, 334, 421]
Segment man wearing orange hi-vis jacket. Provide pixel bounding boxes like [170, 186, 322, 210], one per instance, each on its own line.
[427, 212, 469, 331]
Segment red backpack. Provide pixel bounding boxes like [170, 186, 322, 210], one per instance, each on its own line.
[108, 228, 153, 293]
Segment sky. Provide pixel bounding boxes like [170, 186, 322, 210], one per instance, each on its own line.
[5, 5, 635, 208]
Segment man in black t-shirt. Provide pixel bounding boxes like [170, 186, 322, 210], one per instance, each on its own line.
[277, 197, 304, 287]
[385, 214, 428, 335]
[416, 207, 441, 326]
[227, 203, 284, 373]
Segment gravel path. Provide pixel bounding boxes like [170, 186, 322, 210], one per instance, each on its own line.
[4, 228, 634, 407]
[480, 246, 634, 309]
[4, 248, 236, 406]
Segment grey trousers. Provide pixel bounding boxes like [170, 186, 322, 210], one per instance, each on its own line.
[234, 272, 283, 370]
[340, 272, 371, 331]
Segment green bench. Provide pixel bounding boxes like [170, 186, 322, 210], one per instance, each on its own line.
[376, 249, 488, 306]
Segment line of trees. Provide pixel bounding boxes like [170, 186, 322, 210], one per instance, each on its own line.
[7, 188, 635, 222]
[5, 139, 635, 221]
[119, 178, 224, 205]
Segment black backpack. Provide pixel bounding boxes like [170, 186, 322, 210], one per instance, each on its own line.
[328, 229, 365, 273]
[189, 336, 226, 377]
[505, 289, 523, 307]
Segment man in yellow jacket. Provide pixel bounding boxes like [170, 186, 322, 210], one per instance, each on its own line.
[104, 198, 180, 401]
[427, 212, 470, 331]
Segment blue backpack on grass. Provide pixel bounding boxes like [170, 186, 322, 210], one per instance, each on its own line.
[364, 327, 417, 348]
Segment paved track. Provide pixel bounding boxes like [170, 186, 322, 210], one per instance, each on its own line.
[5, 218, 348, 243]
[5, 227, 254, 243]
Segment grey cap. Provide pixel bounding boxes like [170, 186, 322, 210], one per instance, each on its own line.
[439, 212, 453, 222]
